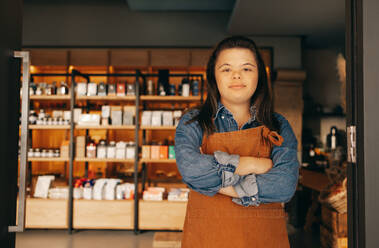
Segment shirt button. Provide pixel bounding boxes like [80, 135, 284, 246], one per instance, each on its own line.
[251, 197, 256, 201]
[221, 115, 225, 119]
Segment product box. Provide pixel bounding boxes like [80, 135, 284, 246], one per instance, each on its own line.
[150, 145, 160, 159]
[117, 82, 125, 96]
[159, 146, 168, 159]
[151, 111, 162, 126]
[73, 108, 82, 124]
[98, 82, 107, 96]
[141, 111, 152, 126]
[108, 84, 116, 96]
[87, 82, 97, 96]
[77, 82, 87, 96]
[78, 114, 100, 126]
[111, 108, 123, 126]
[123, 106, 136, 125]
[101, 105, 110, 118]
[162, 111, 173, 126]
[173, 110, 182, 126]
[60, 140, 70, 158]
[168, 146, 175, 159]
[76, 136, 86, 158]
[52, 110, 63, 119]
[142, 145, 151, 159]
[116, 141, 126, 159]
[63, 111, 71, 121]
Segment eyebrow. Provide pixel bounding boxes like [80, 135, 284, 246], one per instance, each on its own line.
[242, 63, 257, 67]
[217, 63, 230, 69]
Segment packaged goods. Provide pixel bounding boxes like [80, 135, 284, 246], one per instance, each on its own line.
[104, 179, 121, 200]
[126, 142, 135, 159]
[173, 111, 182, 126]
[162, 111, 173, 126]
[73, 108, 82, 124]
[143, 187, 165, 201]
[60, 140, 70, 158]
[48, 187, 69, 199]
[76, 136, 86, 158]
[151, 111, 163, 126]
[78, 114, 100, 126]
[150, 145, 160, 159]
[93, 179, 107, 200]
[116, 141, 127, 159]
[86, 142, 97, 158]
[107, 141, 116, 158]
[159, 146, 168, 159]
[101, 105, 110, 118]
[98, 82, 107, 96]
[97, 140, 107, 159]
[141, 111, 152, 126]
[87, 82, 97, 96]
[142, 145, 151, 159]
[117, 82, 125, 96]
[111, 107, 122, 125]
[168, 188, 189, 202]
[34, 175, 55, 198]
[108, 84, 116, 96]
[168, 146, 175, 159]
[77, 82, 87, 96]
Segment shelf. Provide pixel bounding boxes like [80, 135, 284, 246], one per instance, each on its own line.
[75, 158, 135, 163]
[73, 199, 134, 229]
[139, 200, 187, 230]
[140, 126, 176, 130]
[140, 159, 176, 163]
[140, 95, 201, 101]
[76, 95, 136, 101]
[29, 95, 71, 100]
[76, 125, 135, 130]
[28, 157, 69, 162]
[29, 125, 70, 130]
[23, 198, 68, 229]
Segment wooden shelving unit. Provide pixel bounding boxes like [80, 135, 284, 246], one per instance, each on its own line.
[76, 95, 136, 101]
[29, 125, 70, 130]
[75, 125, 135, 130]
[23, 48, 208, 232]
[140, 126, 176, 130]
[75, 158, 135, 163]
[28, 157, 69, 162]
[29, 95, 71, 100]
[140, 158, 176, 163]
[140, 95, 201, 101]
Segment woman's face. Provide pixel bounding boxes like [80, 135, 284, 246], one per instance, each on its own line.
[215, 48, 258, 106]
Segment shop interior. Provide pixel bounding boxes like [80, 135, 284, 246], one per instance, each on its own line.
[16, 0, 347, 247]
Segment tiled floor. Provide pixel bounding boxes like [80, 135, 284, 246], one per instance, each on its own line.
[16, 225, 320, 248]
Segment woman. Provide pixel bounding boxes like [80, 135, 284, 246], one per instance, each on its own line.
[175, 36, 299, 248]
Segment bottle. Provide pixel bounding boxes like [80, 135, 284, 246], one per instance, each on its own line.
[327, 126, 339, 150]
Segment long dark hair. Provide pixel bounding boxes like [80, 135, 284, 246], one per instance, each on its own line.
[188, 36, 280, 134]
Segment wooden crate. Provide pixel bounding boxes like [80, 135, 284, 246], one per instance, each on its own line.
[139, 200, 187, 230]
[321, 205, 347, 237]
[73, 199, 134, 229]
[24, 198, 68, 229]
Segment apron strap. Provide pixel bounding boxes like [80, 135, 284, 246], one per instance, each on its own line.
[262, 126, 284, 146]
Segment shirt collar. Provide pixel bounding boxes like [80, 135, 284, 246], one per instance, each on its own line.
[213, 101, 257, 123]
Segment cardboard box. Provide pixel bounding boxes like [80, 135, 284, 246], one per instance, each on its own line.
[151, 146, 160, 159]
[60, 140, 70, 158]
[159, 146, 168, 159]
[142, 146, 151, 159]
[117, 82, 125, 96]
[76, 136, 86, 158]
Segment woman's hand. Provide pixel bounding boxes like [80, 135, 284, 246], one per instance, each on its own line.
[235, 156, 273, 175]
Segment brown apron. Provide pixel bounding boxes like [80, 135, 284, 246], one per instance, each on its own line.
[181, 126, 290, 248]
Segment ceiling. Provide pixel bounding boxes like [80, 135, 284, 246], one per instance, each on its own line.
[24, 0, 345, 48]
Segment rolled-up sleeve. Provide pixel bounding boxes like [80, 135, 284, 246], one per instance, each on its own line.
[231, 114, 300, 206]
[256, 114, 300, 203]
[174, 111, 222, 196]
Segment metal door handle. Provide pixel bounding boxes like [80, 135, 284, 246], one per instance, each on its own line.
[9, 51, 30, 232]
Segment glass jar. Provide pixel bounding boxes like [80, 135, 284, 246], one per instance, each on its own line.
[107, 141, 116, 159]
[97, 140, 107, 159]
[34, 148, 41, 157]
[86, 142, 97, 158]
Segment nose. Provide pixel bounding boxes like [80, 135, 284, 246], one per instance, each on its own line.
[232, 71, 241, 79]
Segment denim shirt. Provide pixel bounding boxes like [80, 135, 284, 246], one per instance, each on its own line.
[174, 102, 300, 207]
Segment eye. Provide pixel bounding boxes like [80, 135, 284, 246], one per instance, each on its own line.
[243, 68, 253, 72]
[221, 68, 231, 72]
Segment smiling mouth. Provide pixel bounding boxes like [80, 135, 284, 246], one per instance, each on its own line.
[229, 84, 246, 89]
